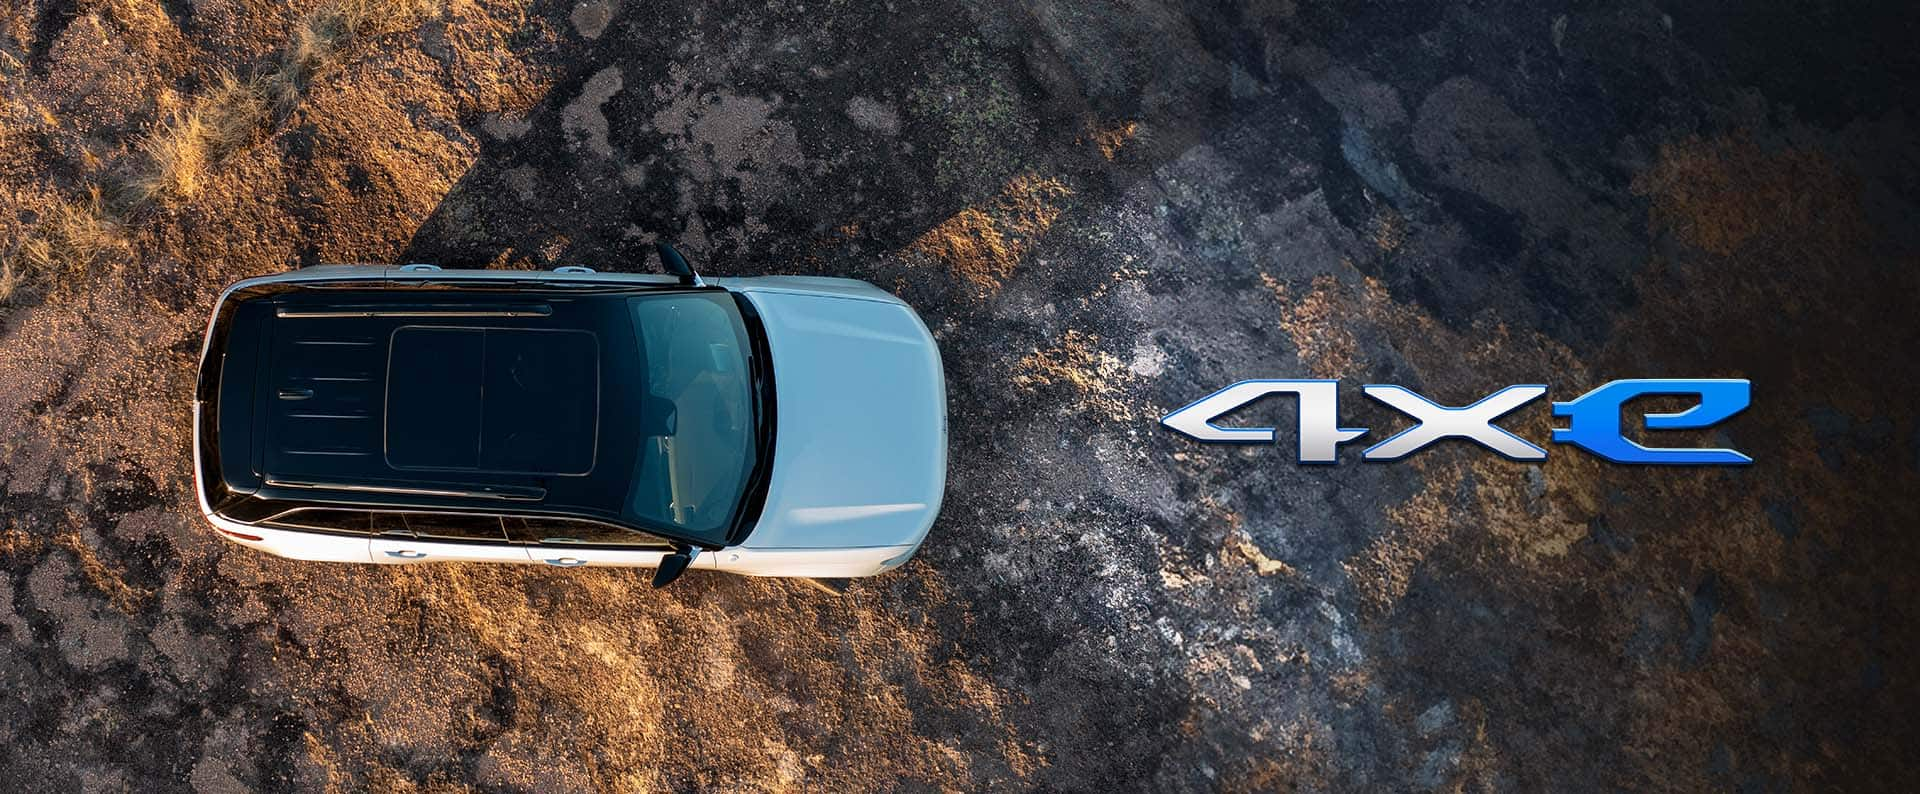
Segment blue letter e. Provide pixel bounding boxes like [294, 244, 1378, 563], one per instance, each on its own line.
[1551, 379, 1753, 465]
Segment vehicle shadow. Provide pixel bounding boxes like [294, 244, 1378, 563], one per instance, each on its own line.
[395, 0, 1344, 319]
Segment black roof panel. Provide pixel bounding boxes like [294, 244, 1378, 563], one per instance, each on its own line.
[263, 320, 384, 478]
[253, 291, 631, 501]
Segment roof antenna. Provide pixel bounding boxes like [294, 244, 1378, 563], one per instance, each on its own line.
[656, 242, 703, 287]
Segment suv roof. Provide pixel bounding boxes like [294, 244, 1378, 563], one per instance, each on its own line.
[309, 323, 599, 476]
[198, 282, 773, 548]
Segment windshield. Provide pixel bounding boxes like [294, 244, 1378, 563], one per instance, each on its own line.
[623, 293, 758, 537]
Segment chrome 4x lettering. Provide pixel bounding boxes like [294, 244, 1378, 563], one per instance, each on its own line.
[1160, 379, 1752, 465]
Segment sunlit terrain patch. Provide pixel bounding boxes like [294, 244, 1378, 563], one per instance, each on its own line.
[910, 173, 1073, 296]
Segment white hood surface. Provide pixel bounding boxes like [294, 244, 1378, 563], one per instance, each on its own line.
[738, 286, 947, 550]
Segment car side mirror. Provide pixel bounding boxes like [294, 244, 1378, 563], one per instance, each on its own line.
[655, 242, 702, 287]
[651, 545, 697, 588]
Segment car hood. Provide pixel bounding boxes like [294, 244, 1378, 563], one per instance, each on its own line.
[738, 289, 947, 550]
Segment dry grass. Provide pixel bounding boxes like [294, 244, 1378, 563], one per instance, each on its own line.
[1343, 459, 1459, 616]
[913, 207, 1007, 290]
[256, 562, 1039, 790]
[132, 72, 269, 202]
[1225, 528, 1297, 577]
[130, 0, 439, 203]
[274, 0, 440, 107]
[0, 188, 131, 303]
[89, 0, 188, 55]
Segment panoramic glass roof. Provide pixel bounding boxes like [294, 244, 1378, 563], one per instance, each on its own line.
[386, 326, 600, 476]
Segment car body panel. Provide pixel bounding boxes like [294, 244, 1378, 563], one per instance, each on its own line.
[195, 409, 375, 562]
[370, 534, 532, 565]
[514, 545, 725, 570]
[734, 288, 947, 552]
[707, 275, 901, 303]
[713, 543, 918, 578]
[209, 518, 375, 563]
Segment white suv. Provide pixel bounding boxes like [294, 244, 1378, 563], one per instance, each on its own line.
[192, 248, 946, 587]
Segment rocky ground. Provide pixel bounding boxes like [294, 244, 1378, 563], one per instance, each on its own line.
[0, 0, 1916, 790]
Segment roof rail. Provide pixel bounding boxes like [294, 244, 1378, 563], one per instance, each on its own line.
[275, 305, 553, 319]
[263, 478, 546, 501]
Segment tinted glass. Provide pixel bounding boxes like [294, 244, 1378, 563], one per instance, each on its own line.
[385, 328, 484, 469]
[372, 512, 409, 536]
[625, 294, 755, 535]
[386, 327, 599, 475]
[401, 513, 508, 542]
[505, 517, 671, 548]
[261, 508, 373, 534]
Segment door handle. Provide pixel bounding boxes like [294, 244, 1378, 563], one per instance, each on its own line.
[385, 550, 428, 559]
[544, 558, 587, 567]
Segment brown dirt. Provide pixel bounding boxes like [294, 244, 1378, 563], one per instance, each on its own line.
[910, 172, 1073, 295]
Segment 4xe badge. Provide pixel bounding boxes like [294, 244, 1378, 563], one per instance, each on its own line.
[1160, 379, 1752, 465]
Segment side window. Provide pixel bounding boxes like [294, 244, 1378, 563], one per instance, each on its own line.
[401, 513, 509, 542]
[371, 512, 408, 537]
[262, 509, 373, 535]
[505, 517, 671, 549]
